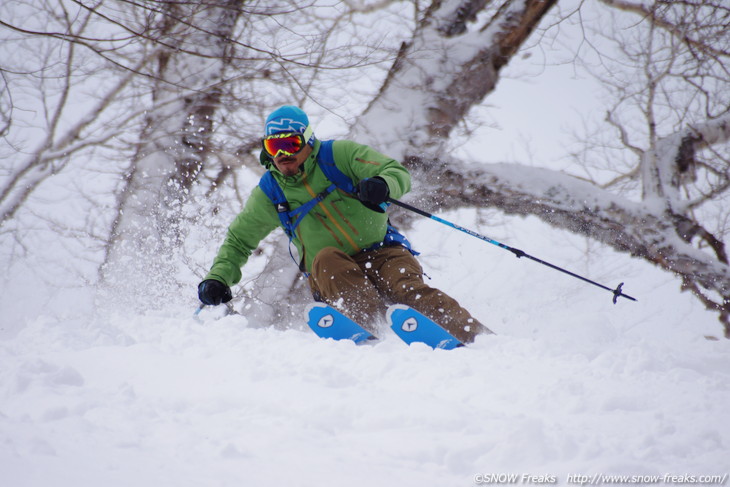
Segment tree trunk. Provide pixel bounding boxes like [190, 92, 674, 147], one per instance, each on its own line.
[100, 1, 243, 310]
[353, 0, 557, 159]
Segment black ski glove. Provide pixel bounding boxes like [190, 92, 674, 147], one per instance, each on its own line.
[198, 279, 233, 306]
[357, 177, 389, 213]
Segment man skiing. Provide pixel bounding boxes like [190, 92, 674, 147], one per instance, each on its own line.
[198, 105, 490, 343]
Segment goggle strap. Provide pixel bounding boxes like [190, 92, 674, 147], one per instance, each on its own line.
[302, 125, 313, 144]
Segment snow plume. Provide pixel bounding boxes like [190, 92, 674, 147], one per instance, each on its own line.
[99, 2, 243, 314]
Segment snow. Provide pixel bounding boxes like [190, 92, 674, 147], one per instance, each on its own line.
[2, 1, 730, 485]
[2, 213, 729, 487]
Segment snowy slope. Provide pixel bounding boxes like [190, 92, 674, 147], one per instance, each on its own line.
[1, 214, 729, 487]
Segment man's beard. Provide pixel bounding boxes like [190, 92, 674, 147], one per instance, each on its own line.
[275, 156, 300, 176]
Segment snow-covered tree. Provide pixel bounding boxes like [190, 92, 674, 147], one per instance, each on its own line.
[2, 0, 729, 336]
[99, 0, 246, 309]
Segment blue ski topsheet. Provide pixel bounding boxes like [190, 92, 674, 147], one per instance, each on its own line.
[386, 304, 463, 350]
[306, 303, 375, 344]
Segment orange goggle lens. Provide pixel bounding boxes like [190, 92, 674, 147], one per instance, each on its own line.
[262, 133, 305, 157]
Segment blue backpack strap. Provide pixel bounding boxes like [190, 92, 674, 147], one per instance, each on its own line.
[288, 183, 337, 231]
[318, 140, 389, 212]
[260, 171, 334, 274]
[317, 140, 356, 194]
[259, 171, 337, 239]
[259, 171, 294, 237]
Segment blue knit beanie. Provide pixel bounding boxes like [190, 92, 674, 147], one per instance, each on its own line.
[264, 106, 315, 146]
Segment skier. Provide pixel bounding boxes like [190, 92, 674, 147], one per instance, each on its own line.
[198, 105, 491, 343]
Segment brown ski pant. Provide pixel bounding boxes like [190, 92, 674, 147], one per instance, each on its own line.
[308, 245, 491, 343]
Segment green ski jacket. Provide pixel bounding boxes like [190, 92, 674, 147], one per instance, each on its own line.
[205, 139, 411, 286]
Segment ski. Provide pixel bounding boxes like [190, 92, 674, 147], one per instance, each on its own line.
[386, 304, 464, 350]
[306, 302, 464, 349]
[306, 303, 376, 344]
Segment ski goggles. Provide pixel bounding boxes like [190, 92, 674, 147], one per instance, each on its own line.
[262, 126, 313, 157]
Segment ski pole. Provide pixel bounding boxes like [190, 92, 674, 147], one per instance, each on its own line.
[388, 198, 637, 304]
[193, 305, 206, 322]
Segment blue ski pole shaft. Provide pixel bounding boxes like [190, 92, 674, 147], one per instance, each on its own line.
[388, 198, 637, 304]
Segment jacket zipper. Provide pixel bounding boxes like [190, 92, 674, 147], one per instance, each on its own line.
[301, 173, 361, 253]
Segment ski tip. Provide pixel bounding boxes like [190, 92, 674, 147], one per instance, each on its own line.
[385, 304, 410, 322]
[305, 301, 329, 314]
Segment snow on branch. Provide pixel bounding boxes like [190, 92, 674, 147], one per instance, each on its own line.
[354, 0, 557, 159]
[403, 152, 730, 337]
[643, 113, 730, 213]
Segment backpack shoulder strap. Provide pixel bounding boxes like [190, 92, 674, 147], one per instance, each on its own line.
[317, 140, 356, 194]
[258, 171, 295, 237]
[259, 171, 288, 212]
[258, 156, 339, 239]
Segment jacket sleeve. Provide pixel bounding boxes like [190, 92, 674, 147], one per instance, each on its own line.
[205, 186, 281, 286]
[332, 140, 411, 199]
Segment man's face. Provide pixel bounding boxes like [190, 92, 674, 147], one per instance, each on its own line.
[272, 144, 312, 177]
